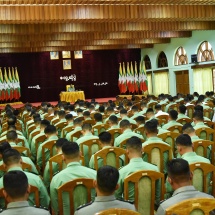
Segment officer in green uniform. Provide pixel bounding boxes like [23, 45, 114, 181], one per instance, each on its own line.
[28, 117, 41, 146]
[0, 149, 50, 208]
[177, 105, 190, 120]
[157, 159, 214, 215]
[118, 109, 137, 125]
[61, 114, 74, 138]
[92, 113, 103, 136]
[107, 115, 119, 130]
[162, 110, 182, 130]
[130, 105, 144, 120]
[164, 96, 176, 112]
[37, 125, 58, 170]
[104, 106, 118, 124]
[65, 118, 82, 141]
[75, 166, 135, 215]
[147, 95, 158, 107]
[193, 111, 210, 130]
[50, 142, 96, 215]
[114, 120, 142, 147]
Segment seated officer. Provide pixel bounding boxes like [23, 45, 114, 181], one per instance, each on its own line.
[115, 136, 160, 206]
[89, 132, 124, 169]
[93, 113, 103, 136]
[1, 170, 50, 215]
[75, 165, 135, 215]
[65, 118, 82, 141]
[50, 141, 96, 215]
[193, 111, 210, 130]
[0, 149, 50, 208]
[37, 125, 58, 170]
[162, 110, 182, 130]
[118, 109, 136, 125]
[156, 159, 214, 215]
[114, 120, 142, 147]
[61, 114, 74, 138]
[177, 105, 190, 120]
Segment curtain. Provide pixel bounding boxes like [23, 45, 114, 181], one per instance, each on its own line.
[193, 68, 213, 94]
[154, 71, 169, 96]
[147, 73, 152, 95]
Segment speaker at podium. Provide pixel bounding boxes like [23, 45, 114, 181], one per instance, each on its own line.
[66, 84, 75, 92]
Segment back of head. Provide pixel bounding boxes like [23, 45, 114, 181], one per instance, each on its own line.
[73, 118, 83, 126]
[83, 111, 90, 117]
[193, 111, 204, 121]
[3, 170, 28, 199]
[6, 131, 17, 142]
[168, 96, 173, 102]
[56, 138, 69, 149]
[169, 110, 178, 120]
[106, 106, 114, 113]
[131, 105, 138, 112]
[58, 110, 66, 118]
[40, 119, 50, 128]
[167, 158, 191, 184]
[44, 125, 57, 135]
[0, 142, 11, 155]
[179, 105, 186, 114]
[155, 104, 161, 111]
[120, 109, 127, 115]
[194, 105, 203, 112]
[99, 132, 111, 145]
[3, 148, 21, 166]
[176, 134, 192, 147]
[7, 116, 17, 126]
[99, 105, 105, 113]
[119, 119, 130, 129]
[62, 141, 79, 159]
[146, 108, 154, 116]
[108, 115, 118, 124]
[97, 165, 119, 194]
[144, 119, 158, 134]
[94, 113, 102, 122]
[82, 123, 92, 132]
[135, 116, 145, 125]
[126, 136, 142, 153]
[182, 123, 195, 134]
[65, 114, 73, 121]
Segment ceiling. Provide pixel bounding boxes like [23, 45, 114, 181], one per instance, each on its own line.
[0, 0, 215, 52]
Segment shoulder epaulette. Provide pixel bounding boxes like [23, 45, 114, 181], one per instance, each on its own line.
[53, 171, 60, 177]
[76, 201, 93, 211]
[116, 199, 134, 205]
[118, 166, 125, 170]
[33, 205, 49, 211]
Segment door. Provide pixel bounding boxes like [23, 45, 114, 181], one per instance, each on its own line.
[175, 70, 189, 94]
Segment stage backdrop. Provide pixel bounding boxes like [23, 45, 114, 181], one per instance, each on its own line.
[0, 49, 140, 103]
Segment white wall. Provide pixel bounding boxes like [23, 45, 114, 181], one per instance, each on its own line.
[141, 30, 215, 95]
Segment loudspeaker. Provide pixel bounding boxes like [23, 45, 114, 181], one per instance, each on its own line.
[191, 54, 197, 63]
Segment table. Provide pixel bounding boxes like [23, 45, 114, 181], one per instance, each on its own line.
[60, 91, 85, 103]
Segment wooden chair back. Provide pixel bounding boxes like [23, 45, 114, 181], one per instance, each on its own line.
[57, 178, 94, 215]
[94, 147, 128, 170]
[120, 137, 145, 149]
[0, 161, 32, 172]
[167, 104, 178, 112]
[31, 130, 40, 139]
[176, 117, 192, 125]
[134, 127, 145, 139]
[156, 115, 169, 124]
[28, 125, 36, 136]
[92, 124, 109, 135]
[14, 146, 31, 157]
[192, 140, 214, 164]
[143, 143, 173, 173]
[69, 130, 82, 141]
[148, 102, 157, 110]
[95, 209, 141, 215]
[52, 118, 60, 125]
[124, 170, 164, 215]
[130, 123, 138, 130]
[195, 127, 215, 141]
[35, 134, 46, 155]
[167, 124, 182, 133]
[108, 128, 122, 144]
[42, 140, 57, 170]
[157, 132, 179, 157]
[56, 122, 68, 130]
[189, 162, 215, 196]
[62, 126, 74, 138]
[17, 138, 25, 147]
[204, 121, 214, 129]
[186, 105, 195, 119]
[83, 119, 95, 125]
[203, 108, 214, 120]
[165, 198, 215, 215]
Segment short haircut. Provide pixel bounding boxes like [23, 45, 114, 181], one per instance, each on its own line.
[179, 105, 186, 114]
[83, 111, 90, 117]
[62, 142, 79, 159]
[73, 118, 83, 125]
[0, 142, 11, 155]
[56, 138, 68, 148]
[169, 110, 178, 120]
[176, 134, 192, 147]
[82, 123, 92, 131]
[97, 165, 119, 194]
[135, 116, 145, 124]
[131, 105, 138, 112]
[99, 106, 105, 113]
[194, 105, 203, 112]
[146, 108, 154, 114]
[99, 132, 111, 144]
[126, 136, 142, 152]
[40, 119, 50, 128]
[155, 104, 161, 110]
[6, 131, 17, 141]
[119, 119, 130, 128]
[94, 113, 103, 122]
[65, 114, 73, 121]
[182, 123, 195, 134]
[68, 105, 75, 111]
[44, 125, 57, 135]
[77, 108, 83, 113]
[106, 106, 114, 112]
[168, 96, 173, 102]
[144, 119, 158, 133]
[167, 158, 191, 183]
[193, 111, 204, 121]
[2, 148, 21, 166]
[120, 109, 127, 115]
[34, 117, 41, 124]
[108, 115, 118, 124]
[58, 110, 66, 117]
[7, 125, 16, 131]
[7, 116, 17, 126]
[3, 170, 28, 199]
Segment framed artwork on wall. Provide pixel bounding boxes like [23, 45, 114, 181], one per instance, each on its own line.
[74, 51, 83, 59]
[50, 52, 59, 60]
[62, 51, 71, 59]
[63, 60, 72, 70]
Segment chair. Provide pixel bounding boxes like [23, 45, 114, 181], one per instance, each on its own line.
[192, 140, 214, 164]
[195, 127, 215, 141]
[28, 125, 36, 136]
[156, 115, 169, 124]
[0, 161, 32, 172]
[57, 178, 94, 215]
[94, 147, 128, 170]
[35, 134, 47, 156]
[189, 162, 215, 196]
[157, 132, 179, 157]
[83, 119, 95, 125]
[167, 124, 182, 133]
[55, 122, 68, 130]
[203, 108, 214, 120]
[130, 123, 138, 130]
[108, 128, 122, 144]
[124, 170, 165, 215]
[176, 117, 192, 125]
[148, 102, 157, 109]
[95, 209, 140, 215]
[69, 130, 82, 141]
[52, 118, 60, 125]
[17, 138, 25, 147]
[42, 140, 57, 170]
[167, 104, 178, 112]
[186, 105, 195, 119]
[31, 130, 40, 139]
[204, 120, 215, 129]
[14, 146, 31, 157]
[120, 137, 145, 149]
[62, 126, 74, 138]
[92, 124, 109, 135]
[165, 198, 215, 215]
[142, 143, 173, 173]
[134, 126, 145, 139]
